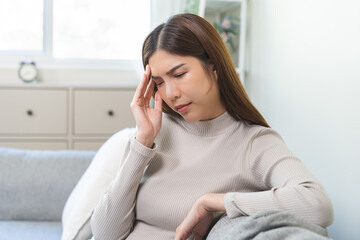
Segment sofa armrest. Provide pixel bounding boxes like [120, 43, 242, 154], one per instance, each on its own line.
[0, 147, 95, 221]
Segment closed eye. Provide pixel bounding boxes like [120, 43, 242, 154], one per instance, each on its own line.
[151, 76, 164, 87]
[155, 81, 164, 87]
[174, 72, 186, 78]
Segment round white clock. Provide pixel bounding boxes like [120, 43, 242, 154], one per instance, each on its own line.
[18, 61, 38, 83]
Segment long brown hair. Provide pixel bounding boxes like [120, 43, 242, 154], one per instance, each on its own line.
[142, 13, 269, 128]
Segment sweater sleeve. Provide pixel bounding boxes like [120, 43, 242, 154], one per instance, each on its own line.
[224, 128, 334, 227]
[91, 137, 157, 240]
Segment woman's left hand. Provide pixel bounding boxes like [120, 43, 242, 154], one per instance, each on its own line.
[174, 194, 226, 240]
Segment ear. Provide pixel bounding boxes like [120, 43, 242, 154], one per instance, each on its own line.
[213, 69, 218, 80]
[210, 64, 218, 81]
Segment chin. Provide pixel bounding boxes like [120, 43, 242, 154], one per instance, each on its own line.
[180, 112, 202, 122]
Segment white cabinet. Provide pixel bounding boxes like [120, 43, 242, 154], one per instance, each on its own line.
[0, 89, 67, 135]
[73, 89, 134, 135]
[0, 84, 136, 151]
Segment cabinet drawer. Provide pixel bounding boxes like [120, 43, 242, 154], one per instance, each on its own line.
[73, 89, 135, 135]
[0, 89, 68, 135]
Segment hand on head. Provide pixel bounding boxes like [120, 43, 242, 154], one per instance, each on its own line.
[130, 65, 163, 148]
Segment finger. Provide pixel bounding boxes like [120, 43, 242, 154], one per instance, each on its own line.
[133, 65, 151, 100]
[174, 225, 184, 240]
[154, 91, 163, 112]
[144, 79, 155, 103]
[174, 233, 185, 240]
[175, 228, 191, 240]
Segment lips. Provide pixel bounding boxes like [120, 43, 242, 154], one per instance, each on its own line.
[175, 102, 192, 112]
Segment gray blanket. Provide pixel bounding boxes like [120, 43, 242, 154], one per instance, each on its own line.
[206, 210, 331, 240]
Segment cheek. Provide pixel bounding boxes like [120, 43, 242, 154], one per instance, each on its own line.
[183, 74, 210, 97]
[157, 88, 166, 100]
[182, 82, 205, 99]
[157, 88, 172, 105]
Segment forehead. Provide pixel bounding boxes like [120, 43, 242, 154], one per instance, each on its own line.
[148, 50, 199, 74]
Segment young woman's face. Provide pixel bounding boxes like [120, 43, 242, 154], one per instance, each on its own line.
[149, 50, 225, 122]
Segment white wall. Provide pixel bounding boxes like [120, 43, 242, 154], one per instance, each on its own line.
[247, 0, 360, 239]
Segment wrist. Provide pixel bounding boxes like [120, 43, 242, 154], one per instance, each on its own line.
[135, 135, 154, 148]
[198, 193, 226, 212]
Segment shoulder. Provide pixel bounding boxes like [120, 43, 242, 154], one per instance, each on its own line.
[236, 122, 288, 157]
[242, 121, 284, 143]
[242, 124, 297, 170]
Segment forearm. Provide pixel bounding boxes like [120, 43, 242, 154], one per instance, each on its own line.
[91, 138, 157, 239]
[224, 183, 334, 227]
[245, 128, 334, 227]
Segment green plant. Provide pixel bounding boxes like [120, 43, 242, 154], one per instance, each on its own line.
[185, 0, 200, 14]
[213, 16, 239, 51]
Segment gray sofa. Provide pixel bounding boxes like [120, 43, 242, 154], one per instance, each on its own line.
[0, 147, 95, 240]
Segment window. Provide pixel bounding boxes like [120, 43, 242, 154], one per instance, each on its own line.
[0, 0, 151, 67]
[0, 0, 44, 52]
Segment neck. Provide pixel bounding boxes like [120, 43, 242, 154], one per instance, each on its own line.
[200, 108, 226, 121]
[174, 111, 238, 137]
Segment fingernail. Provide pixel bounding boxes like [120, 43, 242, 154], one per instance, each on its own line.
[145, 65, 149, 72]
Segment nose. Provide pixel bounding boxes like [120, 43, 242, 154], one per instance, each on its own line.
[165, 81, 181, 101]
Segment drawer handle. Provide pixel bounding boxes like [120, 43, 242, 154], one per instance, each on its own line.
[108, 110, 114, 116]
[26, 110, 34, 116]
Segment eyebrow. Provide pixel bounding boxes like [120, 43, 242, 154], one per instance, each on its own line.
[151, 63, 185, 79]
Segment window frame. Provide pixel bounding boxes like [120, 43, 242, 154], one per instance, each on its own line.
[0, 0, 145, 70]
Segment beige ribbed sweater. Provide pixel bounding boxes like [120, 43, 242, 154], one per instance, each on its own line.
[90, 112, 333, 240]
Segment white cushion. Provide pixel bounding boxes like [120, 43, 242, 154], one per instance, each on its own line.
[61, 128, 136, 240]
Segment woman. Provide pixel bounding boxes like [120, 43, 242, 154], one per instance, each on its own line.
[91, 13, 333, 240]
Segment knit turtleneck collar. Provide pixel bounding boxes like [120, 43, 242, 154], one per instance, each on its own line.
[171, 111, 238, 136]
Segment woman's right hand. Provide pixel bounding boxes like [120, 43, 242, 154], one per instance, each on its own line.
[130, 65, 163, 148]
